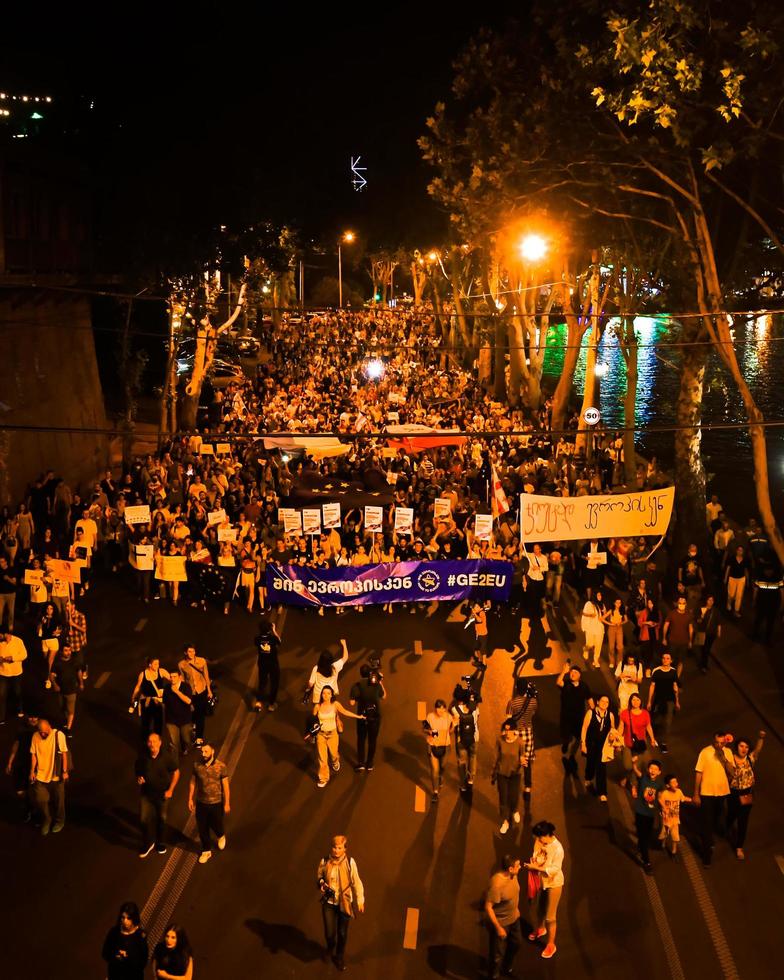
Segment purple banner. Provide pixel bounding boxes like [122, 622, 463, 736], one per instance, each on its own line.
[266, 559, 513, 608]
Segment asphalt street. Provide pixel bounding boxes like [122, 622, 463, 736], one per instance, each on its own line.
[2, 576, 783, 980]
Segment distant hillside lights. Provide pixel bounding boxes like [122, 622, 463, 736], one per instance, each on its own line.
[0, 92, 54, 118]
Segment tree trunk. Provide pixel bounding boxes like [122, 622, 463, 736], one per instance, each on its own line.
[551, 316, 584, 432]
[526, 371, 542, 412]
[622, 316, 638, 486]
[160, 306, 178, 444]
[508, 319, 522, 407]
[575, 324, 600, 458]
[673, 345, 709, 557]
[493, 316, 506, 400]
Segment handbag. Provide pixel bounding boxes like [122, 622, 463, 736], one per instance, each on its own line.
[631, 738, 647, 755]
[526, 869, 542, 901]
[206, 687, 218, 716]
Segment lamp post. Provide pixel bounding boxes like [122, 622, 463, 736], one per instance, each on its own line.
[338, 230, 355, 308]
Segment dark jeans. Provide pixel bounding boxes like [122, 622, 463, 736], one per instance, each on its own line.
[322, 903, 351, 960]
[752, 597, 780, 643]
[584, 746, 607, 795]
[257, 656, 280, 704]
[356, 718, 381, 768]
[140, 701, 165, 739]
[651, 700, 675, 742]
[635, 812, 655, 863]
[140, 795, 169, 849]
[727, 788, 753, 848]
[191, 691, 209, 740]
[699, 634, 717, 671]
[195, 801, 224, 850]
[497, 773, 521, 821]
[699, 794, 727, 860]
[487, 917, 522, 979]
[0, 674, 23, 722]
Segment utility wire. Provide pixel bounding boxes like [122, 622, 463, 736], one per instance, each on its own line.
[2, 421, 784, 439]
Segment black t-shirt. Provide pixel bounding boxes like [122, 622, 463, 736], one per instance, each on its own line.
[153, 943, 189, 976]
[135, 749, 178, 800]
[51, 654, 84, 695]
[650, 666, 678, 704]
[255, 631, 281, 664]
[726, 556, 749, 579]
[163, 681, 194, 727]
[560, 679, 591, 723]
[349, 678, 383, 719]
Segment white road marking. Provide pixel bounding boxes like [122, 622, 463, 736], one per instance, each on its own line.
[134, 618, 147, 632]
[403, 907, 420, 949]
[681, 842, 740, 979]
[416, 701, 427, 721]
[776, 855, 784, 876]
[93, 671, 111, 689]
[414, 639, 423, 657]
[414, 786, 426, 813]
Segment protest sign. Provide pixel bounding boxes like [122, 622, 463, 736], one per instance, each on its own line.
[134, 544, 154, 571]
[198, 443, 214, 455]
[156, 555, 187, 582]
[322, 502, 341, 529]
[207, 509, 227, 526]
[46, 559, 81, 583]
[519, 487, 675, 543]
[474, 514, 494, 541]
[365, 506, 384, 533]
[279, 508, 302, 535]
[394, 507, 414, 536]
[218, 526, 238, 543]
[216, 443, 231, 455]
[434, 497, 452, 521]
[24, 569, 44, 586]
[302, 508, 321, 536]
[124, 505, 151, 526]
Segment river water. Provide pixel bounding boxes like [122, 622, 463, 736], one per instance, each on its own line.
[541, 315, 784, 522]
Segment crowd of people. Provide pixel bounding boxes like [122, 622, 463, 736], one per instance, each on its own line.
[0, 307, 780, 977]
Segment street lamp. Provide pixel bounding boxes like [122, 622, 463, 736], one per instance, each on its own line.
[519, 233, 547, 262]
[338, 231, 356, 309]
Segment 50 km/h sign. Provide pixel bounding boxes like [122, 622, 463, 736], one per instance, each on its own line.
[583, 406, 601, 426]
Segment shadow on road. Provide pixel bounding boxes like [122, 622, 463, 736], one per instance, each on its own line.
[244, 917, 324, 963]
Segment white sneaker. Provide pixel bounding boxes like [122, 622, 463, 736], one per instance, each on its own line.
[198, 850, 212, 864]
[513, 811, 521, 825]
[332, 759, 341, 772]
[317, 780, 328, 788]
[499, 820, 510, 835]
[217, 835, 226, 850]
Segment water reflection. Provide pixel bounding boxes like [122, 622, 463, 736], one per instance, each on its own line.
[541, 314, 784, 518]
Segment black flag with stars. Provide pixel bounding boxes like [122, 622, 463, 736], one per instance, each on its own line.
[284, 469, 394, 508]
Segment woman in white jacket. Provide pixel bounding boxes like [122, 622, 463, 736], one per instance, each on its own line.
[581, 590, 606, 668]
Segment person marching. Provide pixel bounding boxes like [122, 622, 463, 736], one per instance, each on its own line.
[317, 834, 365, 972]
[188, 741, 230, 865]
[312, 687, 362, 789]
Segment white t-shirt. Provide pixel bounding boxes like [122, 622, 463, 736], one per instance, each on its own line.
[31, 729, 68, 783]
[530, 837, 565, 889]
[309, 653, 348, 702]
[695, 745, 733, 796]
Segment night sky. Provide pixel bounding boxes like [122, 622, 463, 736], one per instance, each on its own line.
[4, 5, 511, 253]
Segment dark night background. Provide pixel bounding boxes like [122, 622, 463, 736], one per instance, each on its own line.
[2, 4, 513, 266]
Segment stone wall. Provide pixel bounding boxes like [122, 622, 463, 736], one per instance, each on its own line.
[0, 289, 110, 506]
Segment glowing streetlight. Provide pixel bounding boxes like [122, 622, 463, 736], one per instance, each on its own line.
[519, 233, 547, 262]
[427, 250, 438, 262]
[338, 231, 356, 308]
[365, 358, 385, 380]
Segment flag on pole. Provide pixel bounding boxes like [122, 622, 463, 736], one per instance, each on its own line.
[490, 464, 510, 519]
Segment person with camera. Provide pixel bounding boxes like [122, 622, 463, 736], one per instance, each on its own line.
[312, 686, 363, 789]
[451, 682, 479, 792]
[469, 600, 490, 668]
[505, 677, 537, 799]
[317, 834, 365, 972]
[349, 659, 386, 772]
[693, 730, 735, 867]
[253, 616, 281, 712]
[423, 699, 453, 803]
[178, 645, 213, 745]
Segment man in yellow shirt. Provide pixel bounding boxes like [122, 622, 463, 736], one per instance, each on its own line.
[693, 730, 734, 867]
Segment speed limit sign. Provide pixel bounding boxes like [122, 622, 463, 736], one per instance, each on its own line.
[583, 406, 601, 426]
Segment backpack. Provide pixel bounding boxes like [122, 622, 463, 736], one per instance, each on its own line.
[457, 709, 475, 748]
[52, 729, 74, 778]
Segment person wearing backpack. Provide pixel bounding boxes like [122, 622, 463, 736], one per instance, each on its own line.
[451, 696, 478, 791]
[29, 717, 69, 834]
